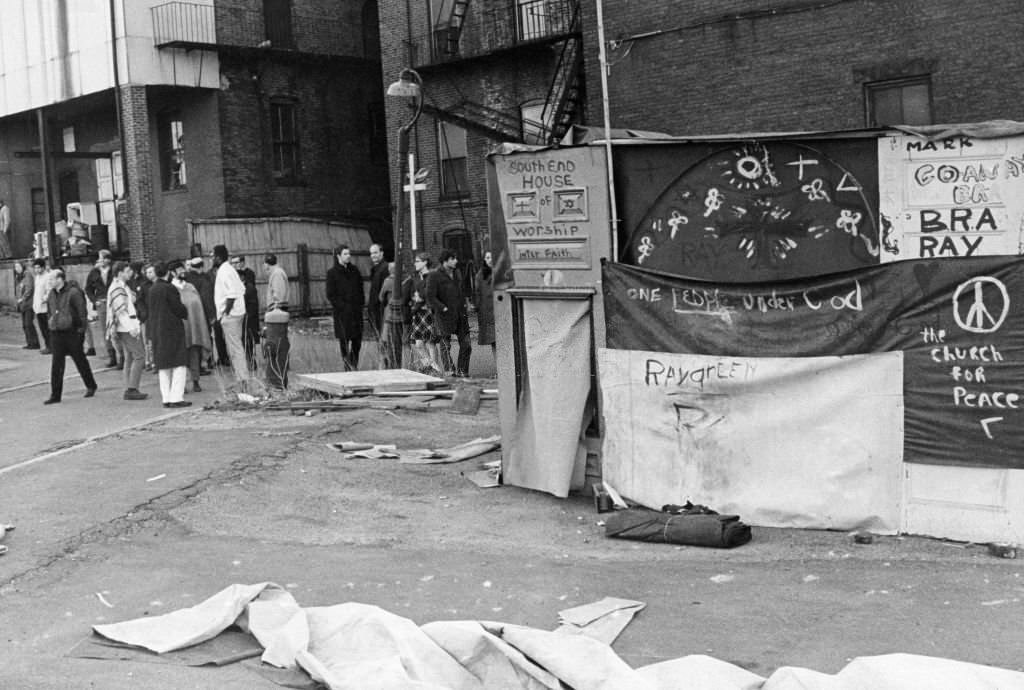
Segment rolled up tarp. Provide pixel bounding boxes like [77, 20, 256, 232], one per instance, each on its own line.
[604, 509, 752, 548]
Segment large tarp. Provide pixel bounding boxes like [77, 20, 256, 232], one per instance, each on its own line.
[603, 257, 1024, 469]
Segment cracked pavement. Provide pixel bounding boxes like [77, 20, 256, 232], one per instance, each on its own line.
[1, 312, 1023, 688]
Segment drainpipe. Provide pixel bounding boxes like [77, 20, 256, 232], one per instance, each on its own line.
[108, 0, 129, 216]
[595, 0, 618, 260]
[37, 109, 57, 265]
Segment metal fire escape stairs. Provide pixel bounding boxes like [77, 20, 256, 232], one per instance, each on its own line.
[425, 0, 584, 145]
[444, 0, 470, 56]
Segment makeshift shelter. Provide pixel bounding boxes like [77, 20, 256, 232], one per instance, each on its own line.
[488, 121, 1024, 544]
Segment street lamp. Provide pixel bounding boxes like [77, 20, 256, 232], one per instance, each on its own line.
[384, 68, 424, 369]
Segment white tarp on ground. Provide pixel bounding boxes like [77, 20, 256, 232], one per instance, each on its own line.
[505, 299, 592, 497]
[91, 583, 1024, 690]
[598, 348, 905, 532]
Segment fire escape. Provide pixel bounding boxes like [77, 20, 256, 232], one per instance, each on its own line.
[414, 0, 584, 146]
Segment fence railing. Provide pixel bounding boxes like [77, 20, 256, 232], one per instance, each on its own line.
[412, 0, 578, 66]
[151, 1, 364, 58]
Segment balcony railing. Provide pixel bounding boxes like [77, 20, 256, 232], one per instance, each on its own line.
[151, 2, 365, 58]
[411, 0, 578, 67]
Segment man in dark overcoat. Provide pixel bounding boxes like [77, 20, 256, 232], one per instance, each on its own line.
[325, 244, 364, 370]
[147, 262, 191, 408]
[426, 249, 472, 377]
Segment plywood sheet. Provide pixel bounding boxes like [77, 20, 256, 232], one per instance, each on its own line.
[295, 369, 445, 397]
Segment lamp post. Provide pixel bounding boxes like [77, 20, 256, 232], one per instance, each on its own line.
[384, 68, 423, 368]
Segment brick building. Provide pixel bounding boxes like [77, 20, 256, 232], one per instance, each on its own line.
[0, 0, 388, 262]
[379, 0, 585, 280]
[380, 0, 1024, 269]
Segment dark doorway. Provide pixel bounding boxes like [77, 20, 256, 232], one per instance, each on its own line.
[58, 171, 78, 220]
[263, 0, 294, 48]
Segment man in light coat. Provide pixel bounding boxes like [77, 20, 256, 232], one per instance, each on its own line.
[31, 258, 54, 354]
[212, 244, 248, 382]
[106, 261, 148, 401]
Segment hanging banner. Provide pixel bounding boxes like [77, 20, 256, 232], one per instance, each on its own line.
[598, 348, 904, 531]
[617, 139, 880, 281]
[878, 133, 1024, 262]
[602, 258, 1024, 469]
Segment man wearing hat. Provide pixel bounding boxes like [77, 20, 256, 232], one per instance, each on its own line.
[212, 244, 248, 382]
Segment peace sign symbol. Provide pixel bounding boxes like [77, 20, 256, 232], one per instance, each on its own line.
[953, 276, 1009, 334]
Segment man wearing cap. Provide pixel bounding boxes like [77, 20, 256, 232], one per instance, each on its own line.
[212, 244, 248, 382]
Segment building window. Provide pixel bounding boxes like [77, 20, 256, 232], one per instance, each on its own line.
[158, 112, 186, 191]
[865, 77, 933, 127]
[368, 101, 386, 163]
[62, 126, 76, 152]
[438, 121, 468, 199]
[270, 101, 301, 184]
[517, 0, 548, 41]
[263, 0, 294, 48]
[520, 99, 550, 145]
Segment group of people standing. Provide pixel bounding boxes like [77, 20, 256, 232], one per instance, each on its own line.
[13, 244, 289, 406]
[327, 242, 495, 377]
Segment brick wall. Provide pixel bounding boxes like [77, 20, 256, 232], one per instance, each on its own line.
[120, 85, 158, 261]
[217, 55, 389, 235]
[581, 0, 1024, 135]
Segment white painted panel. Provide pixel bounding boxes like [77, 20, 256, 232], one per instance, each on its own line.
[902, 463, 1024, 543]
[599, 348, 905, 532]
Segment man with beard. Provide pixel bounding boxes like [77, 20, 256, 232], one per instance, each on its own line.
[147, 262, 191, 408]
[106, 261, 147, 400]
[171, 259, 212, 393]
[43, 269, 97, 404]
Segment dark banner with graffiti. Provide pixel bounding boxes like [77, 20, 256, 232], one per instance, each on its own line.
[603, 258, 1024, 468]
[616, 138, 880, 281]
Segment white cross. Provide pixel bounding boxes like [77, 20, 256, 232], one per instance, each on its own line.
[403, 162, 428, 250]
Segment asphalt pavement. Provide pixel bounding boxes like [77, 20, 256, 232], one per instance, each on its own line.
[0, 316, 221, 469]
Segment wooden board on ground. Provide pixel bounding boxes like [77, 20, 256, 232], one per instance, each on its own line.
[295, 369, 446, 397]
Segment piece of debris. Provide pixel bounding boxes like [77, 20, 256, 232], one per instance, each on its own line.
[237, 393, 259, 404]
[709, 574, 735, 583]
[555, 597, 646, 645]
[146, 474, 166, 483]
[96, 592, 115, 608]
[399, 436, 501, 465]
[451, 383, 483, 415]
[601, 481, 630, 509]
[989, 542, 1018, 559]
[462, 468, 500, 488]
[852, 531, 875, 544]
[325, 442, 375, 452]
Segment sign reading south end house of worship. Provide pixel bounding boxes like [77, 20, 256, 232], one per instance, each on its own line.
[878, 133, 1024, 262]
[602, 257, 1024, 469]
[495, 147, 607, 271]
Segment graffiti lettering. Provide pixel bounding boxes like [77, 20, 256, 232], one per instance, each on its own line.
[625, 287, 662, 302]
[931, 344, 1004, 363]
[507, 159, 576, 174]
[802, 281, 864, 312]
[521, 174, 574, 189]
[951, 366, 986, 383]
[914, 162, 999, 187]
[644, 358, 758, 389]
[919, 235, 984, 258]
[953, 386, 1020, 409]
[919, 208, 998, 233]
[510, 225, 581, 238]
[906, 137, 973, 153]
[637, 236, 654, 264]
